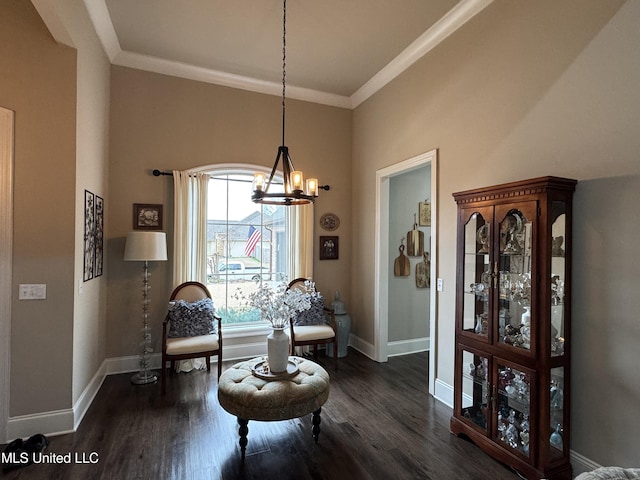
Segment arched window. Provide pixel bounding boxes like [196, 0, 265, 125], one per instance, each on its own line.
[206, 170, 288, 327]
[172, 165, 313, 329]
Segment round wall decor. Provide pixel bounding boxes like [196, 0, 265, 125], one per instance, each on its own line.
[319, 213, 340, 231]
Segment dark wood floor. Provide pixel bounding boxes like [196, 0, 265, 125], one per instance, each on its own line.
[2, 350, 522, 480]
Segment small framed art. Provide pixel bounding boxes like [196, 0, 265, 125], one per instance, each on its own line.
[419, 200, 431, 226]
[133, 204, 163, 230]
[320, 236, 339, 260]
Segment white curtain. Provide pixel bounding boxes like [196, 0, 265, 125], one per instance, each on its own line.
[172, 170, 208, 286]
[286, 203, 314, 281]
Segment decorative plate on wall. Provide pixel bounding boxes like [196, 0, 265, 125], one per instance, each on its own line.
[319, 213, 340, 231]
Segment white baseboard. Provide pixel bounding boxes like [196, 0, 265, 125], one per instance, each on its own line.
[570, 450, 602, 476]
[434, 378, 454, 408]
[72, 361, 107, 431]
[387, 337, 430, 357]
[6, 358, 110, 441]
[7, 408, 75, 441]
[348, 334, 376, 360]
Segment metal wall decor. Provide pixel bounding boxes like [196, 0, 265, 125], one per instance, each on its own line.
[83, 190, 104, 281]
[95, 195, 104, 277]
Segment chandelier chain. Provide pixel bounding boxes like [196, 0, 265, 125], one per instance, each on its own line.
[251, 0, 328, 205]
[281, 0, 287, 146]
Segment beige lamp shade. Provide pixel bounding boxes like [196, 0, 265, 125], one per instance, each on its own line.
[124, 231, 168, 261]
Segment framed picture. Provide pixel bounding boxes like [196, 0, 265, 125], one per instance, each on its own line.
[94, 195, 104, 277]
[83, 190, 95, 281]
[320, 236, 339, 260]
[133, 204, 163, 230]
[419, 200, 431, 226]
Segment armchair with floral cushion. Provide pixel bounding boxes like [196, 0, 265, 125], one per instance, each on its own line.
[161, 281, 222, 394]
[287, 278, 338, 370]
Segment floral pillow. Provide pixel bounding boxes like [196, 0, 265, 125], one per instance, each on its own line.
[292, 295, 327, 326]
[168, 298, 217, 338]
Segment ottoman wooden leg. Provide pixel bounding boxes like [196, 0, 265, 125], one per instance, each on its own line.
[312, 408, 322, 443]
[237, 418, 249, 460]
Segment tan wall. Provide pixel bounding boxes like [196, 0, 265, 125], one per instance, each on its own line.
[0, 1, 77, 416]
[53, 0, 111, 407]
[352, 0, 638, 469]
[107, 66, 352, 358]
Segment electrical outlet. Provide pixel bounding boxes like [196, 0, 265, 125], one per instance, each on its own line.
[437, 278, 444, 292]
[19, 284, 47, 300]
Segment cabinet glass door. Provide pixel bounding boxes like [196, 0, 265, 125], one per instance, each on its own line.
[460, 347, 489, 433]
[550, 201, 567, 357]
[463, 211, 491, 338]
[549, 367, 566, 460]
[496, 206, 534, 351]
[495, 360, 534, 459]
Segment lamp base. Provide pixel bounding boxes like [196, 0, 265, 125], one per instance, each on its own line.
[130, 370, 158, 385]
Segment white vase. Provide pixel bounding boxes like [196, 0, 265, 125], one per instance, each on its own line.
[267, 327, 289, 373]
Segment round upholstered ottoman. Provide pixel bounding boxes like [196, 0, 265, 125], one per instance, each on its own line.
[218, 356, 330, 459]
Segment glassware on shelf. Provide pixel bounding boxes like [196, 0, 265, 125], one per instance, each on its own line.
[551, 275, 565, 305]
[520, 414, 530, 453]
[550, 423, 563, 449]
[477, 224, 489, 253]
[500, 212, 525, 254]
[550, 381, 564, 410]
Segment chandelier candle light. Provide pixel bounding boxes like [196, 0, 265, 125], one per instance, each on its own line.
[251, 0, 328, 206]
[124, 231, 168, 385]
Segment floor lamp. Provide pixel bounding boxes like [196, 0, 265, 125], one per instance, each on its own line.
[124, 231, 168, 385]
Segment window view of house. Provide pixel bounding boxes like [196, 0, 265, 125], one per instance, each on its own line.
[206, 172, 287, 327]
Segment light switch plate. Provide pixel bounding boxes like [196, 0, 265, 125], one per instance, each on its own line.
[19, 284, 46, 300]
[437, 278, 443, 292]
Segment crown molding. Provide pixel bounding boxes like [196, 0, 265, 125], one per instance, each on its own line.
[350, 0, 494, 108]
[38, 0, 493, 110]
[82, 0, 120, 60]
[113, 50, 352, 109]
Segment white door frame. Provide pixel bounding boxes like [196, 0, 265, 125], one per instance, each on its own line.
[0, 107, 14, 443]
[374, 149, 438, 395]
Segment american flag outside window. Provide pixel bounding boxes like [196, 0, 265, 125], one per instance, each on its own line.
[243, 226, 261, 257]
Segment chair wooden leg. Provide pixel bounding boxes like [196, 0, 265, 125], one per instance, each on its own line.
[206, 355, 211, 372]
[217, 353, 222, 379]
[161, 357, 166, 395]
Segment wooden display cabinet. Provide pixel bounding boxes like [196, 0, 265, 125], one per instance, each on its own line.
[450, 177, 576, 480]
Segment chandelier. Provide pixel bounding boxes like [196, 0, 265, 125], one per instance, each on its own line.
[252, 0, 328, 206]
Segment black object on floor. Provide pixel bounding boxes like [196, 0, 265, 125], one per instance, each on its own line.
[1, 434, 49, 471]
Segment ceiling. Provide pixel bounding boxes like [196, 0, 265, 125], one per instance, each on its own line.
[48, 0, 494, 108]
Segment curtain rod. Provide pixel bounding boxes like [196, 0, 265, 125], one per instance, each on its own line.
[153, 169, 329, 190]
[153, 170, 252, 183]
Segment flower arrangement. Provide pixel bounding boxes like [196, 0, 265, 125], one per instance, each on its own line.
[232, 280, 319, 329]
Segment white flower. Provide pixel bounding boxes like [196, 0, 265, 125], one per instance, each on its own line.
[232, 280, 319, 329]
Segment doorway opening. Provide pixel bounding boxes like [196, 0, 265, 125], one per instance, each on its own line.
[0, 107, 15, 442]
[374, 149, 437, 395]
